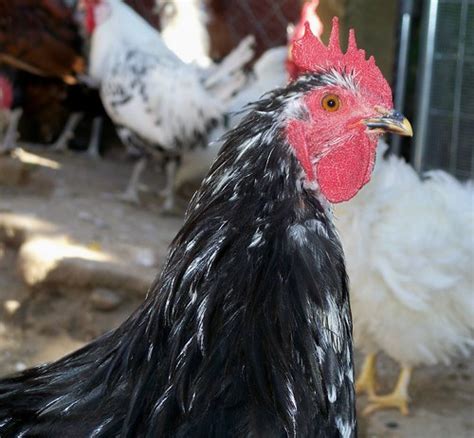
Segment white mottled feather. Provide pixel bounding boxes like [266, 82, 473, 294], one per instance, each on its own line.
[100, 47, 224, 149]
[335, 140, 474, 366]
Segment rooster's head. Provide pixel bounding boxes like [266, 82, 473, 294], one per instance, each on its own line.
[285, 17, 412, 203]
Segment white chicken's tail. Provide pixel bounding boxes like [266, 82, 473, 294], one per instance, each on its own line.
[204, 35, 256, 101]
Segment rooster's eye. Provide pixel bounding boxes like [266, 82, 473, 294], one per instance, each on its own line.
[321, 94, 341, 112]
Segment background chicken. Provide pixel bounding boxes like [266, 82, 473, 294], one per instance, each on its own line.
[0, 66, 80, 152]
[83, 0, 255, 212]
[0, 18, 413, 436]
[175, 45, 288, 192]
[0, 0, 106, 152]
[335, 141, 474, 415]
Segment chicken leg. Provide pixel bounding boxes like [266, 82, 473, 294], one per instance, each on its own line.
[0, 108, 22, 153]
[159, 158, 178, 214]
[50, 112, 83, 152]
[356, 352, 378, 398]
[86, 116, 103, 159]
[120, 157, 148, 204]
[363, 365, 412, 416]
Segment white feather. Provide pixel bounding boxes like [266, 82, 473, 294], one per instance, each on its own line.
[335, 140, 474, 367]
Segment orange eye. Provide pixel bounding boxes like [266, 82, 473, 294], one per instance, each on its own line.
[321, 94, 341, 112]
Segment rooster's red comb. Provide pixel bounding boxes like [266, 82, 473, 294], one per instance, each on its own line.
[291, 17, 392, 106]
[83, 0, 101, 34]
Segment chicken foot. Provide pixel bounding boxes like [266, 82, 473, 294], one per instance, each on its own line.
[50, 112, 83, 152]
[86, 116, 103, 159]
[0, 108, 22, 153]
[120, 157, 148, 204]
[355, 353, 378, 398]
[159, 158, 179, 215]
[364, 365, 412, 416]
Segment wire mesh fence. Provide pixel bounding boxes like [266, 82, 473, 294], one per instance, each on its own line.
[206, 0, 301, 58]
[415, 0, 474, 180]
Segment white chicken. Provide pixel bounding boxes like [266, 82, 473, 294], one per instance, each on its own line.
[334, 141, 474, 415]
[82, 0, 254, 212]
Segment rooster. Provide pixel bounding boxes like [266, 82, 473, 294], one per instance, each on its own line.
[0, 19, 412, 436]
[83, 0, 254, 211]
[335, 141, 474, 415]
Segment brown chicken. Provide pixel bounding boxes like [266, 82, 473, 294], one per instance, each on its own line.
[0, 0, 85, 83]
[0, 0, 87, 151]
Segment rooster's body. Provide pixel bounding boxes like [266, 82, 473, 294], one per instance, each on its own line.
[0, 91, 355, 436]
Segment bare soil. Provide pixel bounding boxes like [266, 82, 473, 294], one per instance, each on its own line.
[0, 147, 472, 437]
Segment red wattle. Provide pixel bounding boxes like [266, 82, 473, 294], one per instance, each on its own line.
[316, 135, 376, 203]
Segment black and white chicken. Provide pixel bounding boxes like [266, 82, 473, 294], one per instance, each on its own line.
[83, 0, 254, 212]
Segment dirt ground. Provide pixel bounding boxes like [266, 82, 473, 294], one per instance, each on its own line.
[0, 147, 472, 437]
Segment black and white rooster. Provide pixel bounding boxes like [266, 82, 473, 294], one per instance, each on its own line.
[83, 0, 254, 212]
[0, 19, 412, 436]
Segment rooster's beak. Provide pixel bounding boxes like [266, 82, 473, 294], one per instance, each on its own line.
[364, 110, 413, 137]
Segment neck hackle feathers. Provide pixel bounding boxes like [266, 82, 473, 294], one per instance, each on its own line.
[291, 17, 392, 107]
